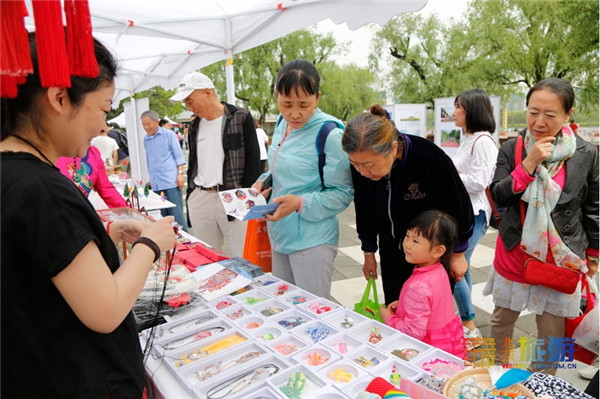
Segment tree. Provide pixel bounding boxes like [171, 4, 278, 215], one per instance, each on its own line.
[107, 86, 186, 122]
[371, 0, 599, 111]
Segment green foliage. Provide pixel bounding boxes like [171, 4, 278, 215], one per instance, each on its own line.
[372, 0, 599, 111]
[200, 29, 379, 123]
[107, 87, 187, 122]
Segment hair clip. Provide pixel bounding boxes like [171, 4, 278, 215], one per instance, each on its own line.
[162, 326, 225, 350]
[245, 322, 261, 329]
[256, 332, 275, 341]
[205, 364, 279, 399]
[225, 309, 244, 320]
[278, 317, 305, 329]
[175, 334, 246, 367]
[392, 347, 420, 361]
[340, 316, 355, 329]
[308, 300, 331, 314]
[196, 351, 262, 382]
[216, 300, 233, 310]
[289, 295, 307, 305]
[275, 284, 288, 296]
[167, 314, 215, 335]
[279, 372, 306, 399]
[336, 341, 348, 354]
[244, 296, 267, 305]
[368, 327, 382, 344]
[306, 351, 330, 366]
[327, 367, 354, 383]
[306, 326, 330, 343]
[353, 355, 381, 368]
[273, 342, 298, 356]
[260, 306, 283, 317]
[390, 365, 401, 386]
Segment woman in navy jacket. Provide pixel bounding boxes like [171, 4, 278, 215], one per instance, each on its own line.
[342, 105, 474, 305]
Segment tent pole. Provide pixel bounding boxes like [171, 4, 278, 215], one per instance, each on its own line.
[225, 57, 235, 104]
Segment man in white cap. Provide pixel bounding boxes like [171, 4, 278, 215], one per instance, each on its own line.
[170, 72, 261, 257]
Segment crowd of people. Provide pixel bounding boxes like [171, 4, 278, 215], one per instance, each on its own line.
[1, 26, 598, 399]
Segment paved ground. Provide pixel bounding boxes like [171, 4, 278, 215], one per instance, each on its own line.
[329, 205, 596, 392]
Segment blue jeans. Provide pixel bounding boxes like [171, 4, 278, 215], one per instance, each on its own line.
[154, 187, 189, 232]
[453, 210, 488, 321]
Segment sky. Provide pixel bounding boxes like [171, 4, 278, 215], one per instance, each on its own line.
[316, 0, 469, 67]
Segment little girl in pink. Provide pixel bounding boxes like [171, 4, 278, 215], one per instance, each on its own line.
[380, 210, 465, 358]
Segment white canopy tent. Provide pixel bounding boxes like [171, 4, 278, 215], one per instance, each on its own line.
[24, 0, 427, 181]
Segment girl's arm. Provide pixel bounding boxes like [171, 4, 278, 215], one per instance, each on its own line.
[384, 281, 430, 340]
[52, 217, 175, 333]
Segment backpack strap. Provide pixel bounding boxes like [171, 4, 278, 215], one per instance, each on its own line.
[316, 121, 339, 190]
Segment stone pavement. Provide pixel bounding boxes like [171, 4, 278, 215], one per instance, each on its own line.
[330, 205, 596, 392]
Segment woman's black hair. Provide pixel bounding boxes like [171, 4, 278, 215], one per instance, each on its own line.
[454, 88, 495, 134]
[526, 78, 575, 113]
[275, 59, 320, 97]
[1, 31, 117, 139]
[406, 210, 458, 273]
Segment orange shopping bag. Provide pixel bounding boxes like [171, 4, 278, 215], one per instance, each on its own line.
[243, 218, 272, 273]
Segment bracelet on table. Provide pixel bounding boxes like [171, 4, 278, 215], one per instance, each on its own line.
[587, 255, 599, 263]
[132, 237, 161, 263]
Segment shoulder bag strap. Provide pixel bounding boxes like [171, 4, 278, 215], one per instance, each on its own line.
[471, 134, 501, 224]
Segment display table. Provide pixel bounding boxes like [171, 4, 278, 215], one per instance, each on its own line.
[141, 273, 460, 399]
[89, 176, 175, 211]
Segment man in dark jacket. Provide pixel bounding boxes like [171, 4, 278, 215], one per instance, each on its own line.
[170, 72, 260, 257]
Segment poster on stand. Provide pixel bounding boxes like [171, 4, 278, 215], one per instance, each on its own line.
[383, 104, 427, 138]
[434, 96, 501, 157]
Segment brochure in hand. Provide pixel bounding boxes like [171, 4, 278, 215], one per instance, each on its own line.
[218, 188, 279, 221]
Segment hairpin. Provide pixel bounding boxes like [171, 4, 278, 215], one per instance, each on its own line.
[166, 314, 215, 335]
[327, 367, 354, 383]
[308, 300, 331, 314]
[306, 351, 330, 366]
[390, 365, 401, 386]
[244, 296, 267, 305]
[336, 341, 348, 354]
[306, 326, 330, 343]
[225, 308, 244, 320]
[340, 316, 355, 329]
[368, 327, 382, 344]
[275, 284, 288, 296]
[273, 342, 298, 356]
[205, 364, 279, 399]
[216, 300, 233, 310]
[260, 306, 283, 317]
[353, 355, 381, 368]
[175, 334, 246, 367]
[162, 326, 225, 350]
[288, 295, 307, 305]
[196, 351, 262, 381]
[278, 317, 305, 329]
[279, 372, 306, 399]
[256, 332, 275, 341]
[245, 322, 261, 329]
[392, 347, 420, 361]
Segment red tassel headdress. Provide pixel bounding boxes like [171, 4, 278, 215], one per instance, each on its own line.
[0, 0, 99, 98]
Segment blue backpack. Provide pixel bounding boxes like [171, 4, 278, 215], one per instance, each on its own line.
[275, 115, 341, 189]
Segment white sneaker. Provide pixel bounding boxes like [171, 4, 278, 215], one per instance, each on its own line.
[578, 365, 598, 380]
[464, 326, 483, 350]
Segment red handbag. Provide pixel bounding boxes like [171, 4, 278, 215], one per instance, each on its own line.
[565, 277, 598, 364]
[523, 257, 582, 295]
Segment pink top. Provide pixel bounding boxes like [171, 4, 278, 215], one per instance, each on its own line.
[494, 164, 565, 282]
[385, 262, 465, 358]
[56, 146, 127, 209]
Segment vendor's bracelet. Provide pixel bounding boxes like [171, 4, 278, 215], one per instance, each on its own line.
[133, 237, 161, 262]
[106, 221, 113, 235]
[587, 255, 599, 263]
[364, 252, 375, 256]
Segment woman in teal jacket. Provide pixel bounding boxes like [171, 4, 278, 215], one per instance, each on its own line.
[252, 59, 354, 298]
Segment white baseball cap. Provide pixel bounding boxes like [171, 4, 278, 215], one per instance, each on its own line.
[169, 72, 215, 103]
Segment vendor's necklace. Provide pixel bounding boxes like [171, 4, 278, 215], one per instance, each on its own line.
[8, 133, 56, 168]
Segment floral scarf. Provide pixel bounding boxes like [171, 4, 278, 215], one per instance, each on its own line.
[520, 125, 586, 271]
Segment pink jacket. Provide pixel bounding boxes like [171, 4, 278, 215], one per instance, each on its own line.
[56, 146, 127, 209]
[385, 262, 465, 358]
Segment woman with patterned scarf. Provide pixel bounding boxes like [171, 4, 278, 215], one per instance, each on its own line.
[483, 78, 599, 374]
